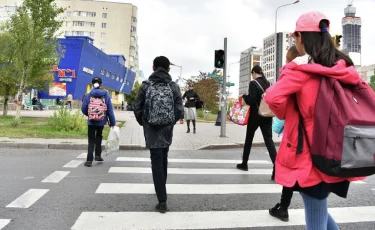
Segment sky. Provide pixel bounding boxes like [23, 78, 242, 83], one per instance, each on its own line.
[103, 0, 375, 96]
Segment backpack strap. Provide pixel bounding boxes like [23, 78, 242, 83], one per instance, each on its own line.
[253, 79, 265, 93]
[295, 94, 311, 154]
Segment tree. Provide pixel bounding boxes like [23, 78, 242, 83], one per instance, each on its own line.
[369, 70, 375, 92]
[5, 0, 64, 119]
[0, 32, 18, 116]
[126, 81, 141, 107]
[186, 71, 219, 112]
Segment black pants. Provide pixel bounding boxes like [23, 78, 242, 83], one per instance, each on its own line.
[87, 125, 104, 162]
[242, 114, 277, 168]
[150, 147, 169, 203]
[280, 186, 294, 208]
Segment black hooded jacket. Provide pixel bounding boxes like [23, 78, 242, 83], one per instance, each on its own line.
[133, 68, 184, 148]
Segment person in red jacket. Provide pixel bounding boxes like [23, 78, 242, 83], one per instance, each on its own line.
[264, 11, 364, 229]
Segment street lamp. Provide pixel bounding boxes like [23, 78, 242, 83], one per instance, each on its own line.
[274, 0, 299, 82]
[170, 62, 182, 87]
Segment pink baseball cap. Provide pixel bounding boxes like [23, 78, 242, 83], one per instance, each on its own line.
[290, 11, 330, 37]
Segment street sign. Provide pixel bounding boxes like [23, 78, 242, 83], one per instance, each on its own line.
[208, 74, 220, 78]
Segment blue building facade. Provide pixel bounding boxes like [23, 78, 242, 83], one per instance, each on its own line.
[38, 36, 136, 104]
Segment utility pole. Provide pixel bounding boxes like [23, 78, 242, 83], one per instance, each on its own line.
[220, 38, 228, 137]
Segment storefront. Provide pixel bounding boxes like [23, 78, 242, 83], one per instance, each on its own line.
[38, 36, 135, 105]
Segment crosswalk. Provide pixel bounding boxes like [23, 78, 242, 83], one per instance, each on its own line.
[71, 153, 375, 230]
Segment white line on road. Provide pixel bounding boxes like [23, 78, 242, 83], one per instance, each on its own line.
[109, 167, 272, 175]
[0, 219, 11, 229]
[77, 153, 86, 159]
[96, 183, 282, 194]
[63, 160, 84, 168]
[116, 157, 271, 164]
[352, 180, 367, 184]
[41, 171, 70, 183]
[71, 206, 375, 230]
[6, 189, 49, 208]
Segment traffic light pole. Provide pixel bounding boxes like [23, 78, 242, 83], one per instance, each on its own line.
[220, 38, 227, 137]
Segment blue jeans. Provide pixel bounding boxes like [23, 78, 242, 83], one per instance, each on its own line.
[301, 192, 340, 230]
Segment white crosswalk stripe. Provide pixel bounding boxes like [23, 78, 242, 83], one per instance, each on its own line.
[71, 154, 375, 230]
[0, 219, 11, 229]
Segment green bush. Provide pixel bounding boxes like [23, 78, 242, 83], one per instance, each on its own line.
[48, 106, 86, 132]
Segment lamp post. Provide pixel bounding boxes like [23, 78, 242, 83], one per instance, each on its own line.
[170, 63, 182, 88]
[274, 0, 299, 82]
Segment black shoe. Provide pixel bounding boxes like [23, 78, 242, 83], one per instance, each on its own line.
[84, 161, 92, 167]
[193, 128, 196, 134]
[269, 203, 289, 222]
[186, 129, 190, 133]
[95, 156, 104, 162]
[155, 202, 167, 213]
[236, 163, 248, 171]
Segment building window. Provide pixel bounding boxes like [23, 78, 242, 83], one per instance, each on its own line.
[132, 17, 137, 22]
[73, 11, 96, 17]
[65, 31, 72, 36]
[131, 26, 136, 32]
[71, 31, 94, 37]
[102, 23, 107, 28]
[130, 46, 136, 51]
[66, 11, 72, 17]
[100, 43, 105, 50]
[116, 76, 119, 81]
[101, 32, 106, 38]
[73, 21, 95, 27]
[102, 13, 107, 18]
[106, 71, 110, 77]
[66, 21, 72, 27]
[100, 69, 105, 75]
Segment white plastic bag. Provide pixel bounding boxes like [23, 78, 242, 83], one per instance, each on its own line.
[105, 126, 120, 155]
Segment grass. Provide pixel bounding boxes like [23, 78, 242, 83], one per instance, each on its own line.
[0, 116, 124, 139]
[197, 109, 218, 122]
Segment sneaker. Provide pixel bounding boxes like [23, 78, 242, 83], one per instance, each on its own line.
[269, 203, 289, 222]
[84, 161, 92, 167]
[155, 202, 167, 213]
[236, 163, 248, 171]
[95, 156, 104, 162]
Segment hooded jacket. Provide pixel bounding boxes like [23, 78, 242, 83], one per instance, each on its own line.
[133, 68, 184, 149]
[264, 54, 367, 189]
[81, 88, 116, 127]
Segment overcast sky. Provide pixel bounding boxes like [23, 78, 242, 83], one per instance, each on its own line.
[104, 0, 375, 96]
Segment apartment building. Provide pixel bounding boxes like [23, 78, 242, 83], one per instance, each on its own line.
[238, 47, 263, 95]
[263, 32, 293, 83]
[0, 0, 139, 75]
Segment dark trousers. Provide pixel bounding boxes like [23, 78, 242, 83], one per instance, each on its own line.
[87, 125, 104, 162]
[67, 101, 72, 109]
[150, 147, 169, 203]
[280, 186, 294, 208]
[242, 115, 277, 172]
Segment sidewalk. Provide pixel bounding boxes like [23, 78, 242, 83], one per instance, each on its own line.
[1, 110, 279, 150]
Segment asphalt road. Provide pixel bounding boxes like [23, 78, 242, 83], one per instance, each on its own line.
[0, 148, 374, 230]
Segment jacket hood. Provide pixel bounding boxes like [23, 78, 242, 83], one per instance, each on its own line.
[148, 67, 172, 83]
[290, 55, 360, 85]
[90, 88, 108, 97]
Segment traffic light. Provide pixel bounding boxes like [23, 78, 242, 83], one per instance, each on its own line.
[334, 34, 342, 48]
[214, 50, 225, 68]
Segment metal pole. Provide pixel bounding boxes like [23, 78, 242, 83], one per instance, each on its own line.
[220, 38, 228, 137]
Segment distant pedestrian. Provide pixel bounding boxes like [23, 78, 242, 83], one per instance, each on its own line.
[81, 77, 116, 167]
[182, 84, 200, 133]
[67, 93, 73, 109]
[237, 65, 277, 180]
[133, 56, 184, 213]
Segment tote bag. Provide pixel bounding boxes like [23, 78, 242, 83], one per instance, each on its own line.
[227, 97, 250, 126]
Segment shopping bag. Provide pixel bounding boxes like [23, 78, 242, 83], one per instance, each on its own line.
[105, 126, 120, 156]
[227, 97, 250, 126]
[272, 117, 285, 134]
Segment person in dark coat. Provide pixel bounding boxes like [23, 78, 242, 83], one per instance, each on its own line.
[237, 65, 277, 180]
[182, 84, 200, 133]
[133, 56, 184, 213]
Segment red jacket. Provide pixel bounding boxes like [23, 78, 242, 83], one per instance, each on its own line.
[264, 55, 366, 188]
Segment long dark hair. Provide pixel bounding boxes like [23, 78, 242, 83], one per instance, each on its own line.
[295, 20, 353, 67]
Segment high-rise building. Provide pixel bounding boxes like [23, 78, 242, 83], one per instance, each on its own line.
[342, 3, 361, 55]
[0, 0, 139, 75]
[263, 32, 292, 83]
[238, 47, 263, 95]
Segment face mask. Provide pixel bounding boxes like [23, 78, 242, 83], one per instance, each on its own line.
[93, 83, 100, 88]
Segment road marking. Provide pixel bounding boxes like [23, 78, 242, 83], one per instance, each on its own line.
[63, 160, 84, 168]
[109, 167, 272, 175]
[96, 183, 282, 194]
[41, 171, 70, 183]
[77, 153, 86, 159]
[71, 206, 375, 230]
[116, 157, 271, 164]
[0, 219, 11, 229]
[6, 189, 49, 208]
